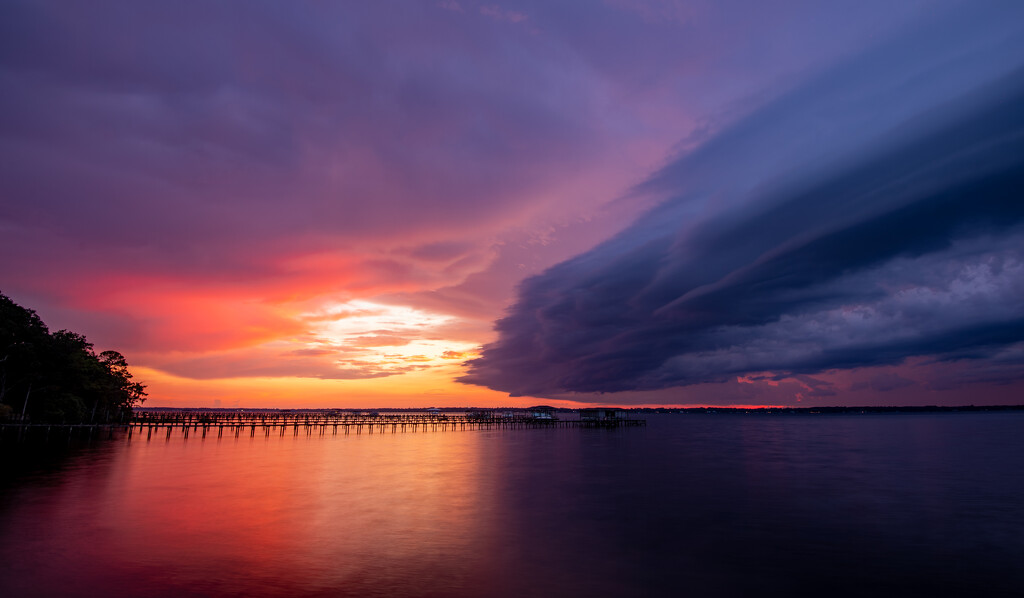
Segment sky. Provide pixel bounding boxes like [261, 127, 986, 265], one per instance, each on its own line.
[2, 1, 1022, 408]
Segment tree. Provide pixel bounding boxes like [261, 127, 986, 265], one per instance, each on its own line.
[98, 350, 148, 420]
[0, 292, 146, 423]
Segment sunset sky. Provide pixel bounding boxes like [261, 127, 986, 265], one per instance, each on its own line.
[2, 1, 1023, 408]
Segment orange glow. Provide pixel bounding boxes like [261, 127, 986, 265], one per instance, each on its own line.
[136, 367, 541, 409]
[25, 258, 520, 407]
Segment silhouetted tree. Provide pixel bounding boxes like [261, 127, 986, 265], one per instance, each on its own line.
[0, 292, 146, 423]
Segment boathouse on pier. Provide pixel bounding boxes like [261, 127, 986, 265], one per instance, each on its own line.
[527, 406, 557, 420]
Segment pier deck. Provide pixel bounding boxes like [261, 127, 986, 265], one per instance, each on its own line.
[1, 411, 645, 441]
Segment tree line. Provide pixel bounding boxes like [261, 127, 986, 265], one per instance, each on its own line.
[1, 292, 146, 423]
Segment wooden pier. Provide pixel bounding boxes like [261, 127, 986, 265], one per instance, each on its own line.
[1, 411, 645, 441]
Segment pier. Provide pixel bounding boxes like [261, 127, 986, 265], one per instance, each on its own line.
[1, 410, 645, 441]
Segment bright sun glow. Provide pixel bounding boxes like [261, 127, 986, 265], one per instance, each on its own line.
[299, 300, 479, 377]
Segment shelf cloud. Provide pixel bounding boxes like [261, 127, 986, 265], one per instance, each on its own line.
[462, 4, 1024, 397]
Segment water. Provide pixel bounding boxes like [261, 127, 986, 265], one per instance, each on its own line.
[2, 413, 1023, 597]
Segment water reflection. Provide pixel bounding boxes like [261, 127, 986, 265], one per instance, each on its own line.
[3, 432, 496, 597]
[2, 414, 1023, 597]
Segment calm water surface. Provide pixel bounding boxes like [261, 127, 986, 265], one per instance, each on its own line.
[2, 413, 1023, 597]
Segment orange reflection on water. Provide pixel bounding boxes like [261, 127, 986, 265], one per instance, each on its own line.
[7, 431, 498, 597]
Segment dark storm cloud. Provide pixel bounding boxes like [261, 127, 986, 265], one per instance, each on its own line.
[462, 5, 1024, 396]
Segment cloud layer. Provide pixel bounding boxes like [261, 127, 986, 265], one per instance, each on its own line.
[5, 0, 1013, 406]
[462, 3, 1024, 397]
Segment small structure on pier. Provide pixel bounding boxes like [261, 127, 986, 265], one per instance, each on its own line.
[580, 408, 628, 421]
[527, 405, 557, 420]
